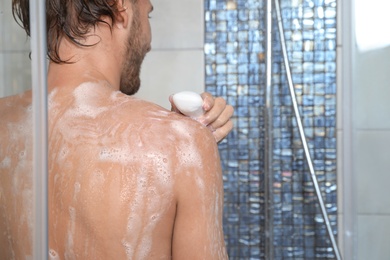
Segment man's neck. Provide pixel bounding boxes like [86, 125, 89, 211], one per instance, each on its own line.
[47, 58, 120, 92]
[47, 28, 124, 92]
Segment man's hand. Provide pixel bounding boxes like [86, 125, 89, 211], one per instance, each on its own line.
[169, 92, 234, 143]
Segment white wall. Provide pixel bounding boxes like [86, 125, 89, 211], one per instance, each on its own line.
[0, 0, 31, 98]
[0, 0, 204, 103]
[136, 0, 205, 109]
[354, 26, 390, 260]
[340, 0, 390, 259]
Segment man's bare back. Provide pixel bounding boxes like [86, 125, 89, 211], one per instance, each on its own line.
[0, 81, 227, 259]
[1, 0, 232, 258]
[0, 90, 34, 259]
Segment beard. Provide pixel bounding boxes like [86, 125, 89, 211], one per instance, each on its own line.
[119, 11, 150, 95]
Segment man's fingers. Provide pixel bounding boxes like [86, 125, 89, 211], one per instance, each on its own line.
[200, 92, 214, 111]
[199, 97, 226, 125]
[207, 104, 234, 131]
[172, 92, 234, 143]
[212, 120, 234, 143]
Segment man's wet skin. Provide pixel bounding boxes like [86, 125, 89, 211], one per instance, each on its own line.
[0, 0, 230, 259]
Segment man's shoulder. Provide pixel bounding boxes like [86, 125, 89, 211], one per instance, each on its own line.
[111, 93, 213, 142]
[89, 92, 215, 152]
[0, 90, 32, 129]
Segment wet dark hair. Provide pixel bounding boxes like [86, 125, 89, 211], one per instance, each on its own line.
[12, 0, 132, 64]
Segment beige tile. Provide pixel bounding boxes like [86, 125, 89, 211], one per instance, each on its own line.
[149, 0, 204, 50]
[3, 52, 31, 97]
[356, 130, 390, 214]
[137, 50, 205, 109]
[357, 214, 390, 260]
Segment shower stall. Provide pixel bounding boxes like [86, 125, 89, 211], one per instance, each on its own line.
[1, 0, 390, 259]
[205, 0, 339, 258]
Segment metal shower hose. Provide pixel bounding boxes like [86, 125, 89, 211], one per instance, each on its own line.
[269, 0, 343, 259]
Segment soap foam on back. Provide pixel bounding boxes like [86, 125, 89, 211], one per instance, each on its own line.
[0, 96, 34, 260]
[47, 82, 214, 259]
[69, 83, 110, 118]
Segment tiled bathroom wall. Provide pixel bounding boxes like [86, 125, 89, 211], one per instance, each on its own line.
[0, 0, 31, 98]
[4, 0, 390, 259]
[205, 0, 338, 258]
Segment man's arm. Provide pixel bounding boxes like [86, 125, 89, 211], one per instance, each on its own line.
[172, 126, 228, 259]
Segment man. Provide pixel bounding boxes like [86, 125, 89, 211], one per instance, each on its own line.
[0, 0, 232, 259]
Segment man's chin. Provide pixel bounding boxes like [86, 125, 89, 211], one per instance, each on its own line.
[120, 80, 141, 96]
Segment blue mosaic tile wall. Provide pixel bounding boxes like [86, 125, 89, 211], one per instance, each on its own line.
[204, 0, 338, 259]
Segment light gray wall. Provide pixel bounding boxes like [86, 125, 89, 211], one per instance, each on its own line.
[354, 37, 390, 260]
[137, 0, 205, 109]
[340, 0, 390, 259]
[0, 0, 204, 103]
[0, 0, 31, 97]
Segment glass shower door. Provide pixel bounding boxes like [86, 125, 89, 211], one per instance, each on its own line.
[1, 0, 48, 259]
[0, 0, 34, 258]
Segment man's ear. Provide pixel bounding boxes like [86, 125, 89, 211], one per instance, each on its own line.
[114, 0, 131, 29]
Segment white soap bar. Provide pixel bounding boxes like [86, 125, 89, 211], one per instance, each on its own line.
[172, 91, 204, 118]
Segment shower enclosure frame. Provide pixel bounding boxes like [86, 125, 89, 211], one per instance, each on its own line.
[30, 0, 49, 259]
[340, 0, 357, 259]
